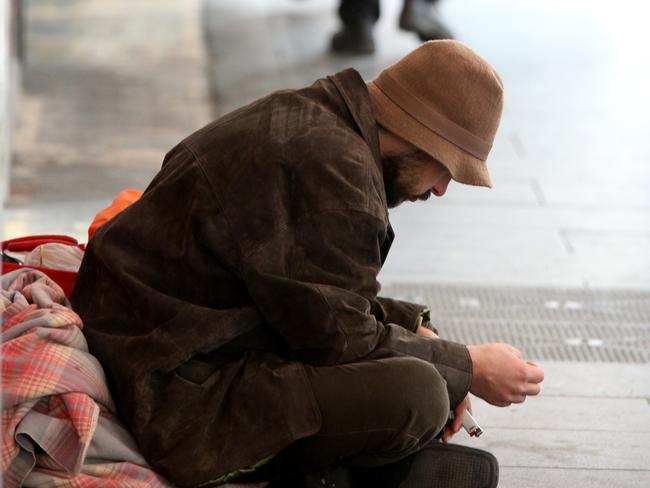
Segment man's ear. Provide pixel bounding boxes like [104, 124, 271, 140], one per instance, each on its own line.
[378, 126, 415, 157]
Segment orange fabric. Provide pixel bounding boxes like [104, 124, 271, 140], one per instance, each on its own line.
[88, 189, 143, 240]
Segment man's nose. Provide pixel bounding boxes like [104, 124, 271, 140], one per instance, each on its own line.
[432, 176, 450, 197]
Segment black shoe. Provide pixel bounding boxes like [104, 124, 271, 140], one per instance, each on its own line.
[330, 20, 376, 55]
[266, 465, 354, 488]
[399, 0, 454, 42]
[350, 442, 499, 488]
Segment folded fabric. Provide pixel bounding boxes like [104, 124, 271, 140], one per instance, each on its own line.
[1, 268, 173, 488]
[23, 243, 85, 272]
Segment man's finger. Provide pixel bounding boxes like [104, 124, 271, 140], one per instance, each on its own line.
[442, 427, 454, 443]
[525, 382, 541, 396]
[511, 394, 527, 404]
[490, 399, 512, 408]
[451, 413, 463, 433]
[526, 364, 545, 383]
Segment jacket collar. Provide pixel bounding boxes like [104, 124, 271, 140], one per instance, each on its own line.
[328, 69, 382, 170]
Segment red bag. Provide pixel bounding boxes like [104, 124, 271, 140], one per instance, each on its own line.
[3, 190, 143, 298]
[1, 235, 84, 297]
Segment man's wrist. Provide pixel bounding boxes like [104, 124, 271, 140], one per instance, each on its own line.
[416, 325, 438, 339]
[415, 307, 439, 334]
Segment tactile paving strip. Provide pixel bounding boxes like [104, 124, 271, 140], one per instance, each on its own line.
[382, 283, 650, 363]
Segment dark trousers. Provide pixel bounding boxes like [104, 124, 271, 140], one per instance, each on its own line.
[243, 356, 450, 483]
[339, 0, 438, 25]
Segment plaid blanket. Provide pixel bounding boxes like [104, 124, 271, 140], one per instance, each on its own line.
[2, 268, 268, 488]
[1, 268, 173, 487]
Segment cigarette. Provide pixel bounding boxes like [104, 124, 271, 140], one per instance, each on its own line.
[462, 411, 484, 437]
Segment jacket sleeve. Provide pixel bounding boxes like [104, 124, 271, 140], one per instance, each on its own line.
[371, 296, 429, 333]
[240, 207, 472, 408]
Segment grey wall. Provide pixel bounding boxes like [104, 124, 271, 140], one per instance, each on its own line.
[0, 0, 10, 206]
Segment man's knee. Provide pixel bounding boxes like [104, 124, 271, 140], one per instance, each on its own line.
[395, 357, 450, 437]
[306, 356, 450, 440]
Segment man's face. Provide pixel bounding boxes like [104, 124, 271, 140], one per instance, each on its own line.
[380, 131, 452, 208]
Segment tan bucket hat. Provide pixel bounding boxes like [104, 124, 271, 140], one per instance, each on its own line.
[367, 40, 504, 187]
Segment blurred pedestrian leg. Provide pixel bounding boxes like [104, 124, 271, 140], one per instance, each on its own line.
[331, 0, 453, 54]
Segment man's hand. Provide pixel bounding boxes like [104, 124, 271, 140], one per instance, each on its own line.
[442, 394, 471, 443]
[468, 343, 544, 407]
[416, 325, 438, 339]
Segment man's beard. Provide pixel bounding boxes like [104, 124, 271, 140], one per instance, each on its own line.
[382, 155, 433, 208]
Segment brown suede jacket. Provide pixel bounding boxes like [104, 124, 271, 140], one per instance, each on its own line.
[70, 68, 472, 487]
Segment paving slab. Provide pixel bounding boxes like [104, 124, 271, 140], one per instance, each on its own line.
[467, 395, 650, 433]
[497, 467, 650, 488]
[7, 0, 210, 197]
[2, 0, 211, 242]
[456, 429, 650, 470]
[385, 202, 650, 234]
[538, 362, 650, 398]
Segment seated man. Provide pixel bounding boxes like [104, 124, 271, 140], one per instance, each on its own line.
[71, 40, 544, 488]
